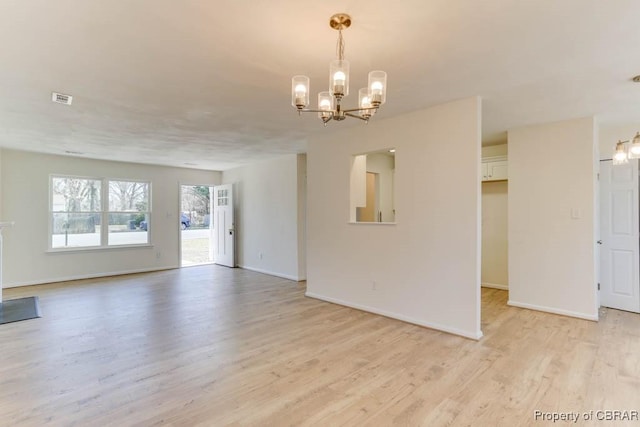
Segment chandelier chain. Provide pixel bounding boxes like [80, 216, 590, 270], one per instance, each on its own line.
[336, 29, 345, 61]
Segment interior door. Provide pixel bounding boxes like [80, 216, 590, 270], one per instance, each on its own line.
[600, 160, 640, 313]
[213, 184, 235, 267]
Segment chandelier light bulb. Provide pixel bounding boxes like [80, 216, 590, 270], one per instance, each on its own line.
[613, 140, 629, 165]
[291, 75, 310, 109]
[614, 151, 627, 161]
[317, 91, 334, 120]
[330, 60, 350, 98]
[368, 71, 387, 106]
[629, 132, 640, 159]
[358, 87, 373, 120]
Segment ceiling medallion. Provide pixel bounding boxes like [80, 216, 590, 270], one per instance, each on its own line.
[291, 13, 387, 126]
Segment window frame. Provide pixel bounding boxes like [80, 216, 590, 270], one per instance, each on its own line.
[49, 174, 152, 251]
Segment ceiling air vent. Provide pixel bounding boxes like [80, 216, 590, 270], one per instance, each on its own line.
[51, 92, 73, 105]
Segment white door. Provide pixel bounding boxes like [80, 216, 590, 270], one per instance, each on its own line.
[600, 160, 640, 313]
[213, 184, 235, 267]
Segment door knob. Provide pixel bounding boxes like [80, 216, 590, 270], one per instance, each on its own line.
[597, 240, 602, 245]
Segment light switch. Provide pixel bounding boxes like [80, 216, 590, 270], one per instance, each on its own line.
[571, 208, 581, 219]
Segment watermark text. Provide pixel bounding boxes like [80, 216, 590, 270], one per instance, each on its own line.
[533, 410, 639, 423]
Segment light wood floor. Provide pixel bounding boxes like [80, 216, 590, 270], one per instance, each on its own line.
[1, 266, 639, 426]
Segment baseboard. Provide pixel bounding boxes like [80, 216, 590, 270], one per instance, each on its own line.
[481, 282, 509, 290]
[507, 300, 598, 321]
[238, 265, 303, 282]
[3, 265, 181, 288]
[4, 264, 305, 288]
[305, 291, 483, 340]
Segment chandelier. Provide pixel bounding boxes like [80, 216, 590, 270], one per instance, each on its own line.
[613, 131, 640, 165]
[291, 13, 387, 125]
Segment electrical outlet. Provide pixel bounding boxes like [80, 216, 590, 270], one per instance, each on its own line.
[571, 208, 581, 219]
[372, 281, 377, 291]
[156, 251, 161, 259]
[259, 252, 263, 260]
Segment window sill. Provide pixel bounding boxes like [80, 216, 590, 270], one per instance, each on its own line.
[46, 244, 153, 254]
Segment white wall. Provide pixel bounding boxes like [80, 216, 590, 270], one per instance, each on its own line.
[1, 149, 220, 287]
[296, 154, 307, 280]
[222, 154, 306, 281]
[508, 117, 598, 320]
[306, 97, 482, 339]
[482, 144, 508, 158]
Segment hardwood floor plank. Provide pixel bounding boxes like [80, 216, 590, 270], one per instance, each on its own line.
[1, 266, 639, 426]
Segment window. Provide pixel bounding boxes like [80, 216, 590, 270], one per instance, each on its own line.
[108, 180, 150, 246]
[50, 176, 151, 249]
[217, 188, 229, 206]
[51, 177, 102, 248]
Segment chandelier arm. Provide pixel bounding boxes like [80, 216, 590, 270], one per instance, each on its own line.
[344, 112, 369, 121]
[296, 108, 337, 115]
[342, 106, 379, 113]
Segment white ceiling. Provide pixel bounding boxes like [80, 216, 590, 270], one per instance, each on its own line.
[1, 0, 639, 170]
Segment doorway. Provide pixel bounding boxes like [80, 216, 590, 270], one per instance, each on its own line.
[481, 179, 509, 291]
[180, 185, 214, 267]
[213, 183, 235, 267]
[480, 148, 509, 290]
[599, 159, 640, 313]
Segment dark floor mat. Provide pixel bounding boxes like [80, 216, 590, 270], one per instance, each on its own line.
[0, 296, 41, 324]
